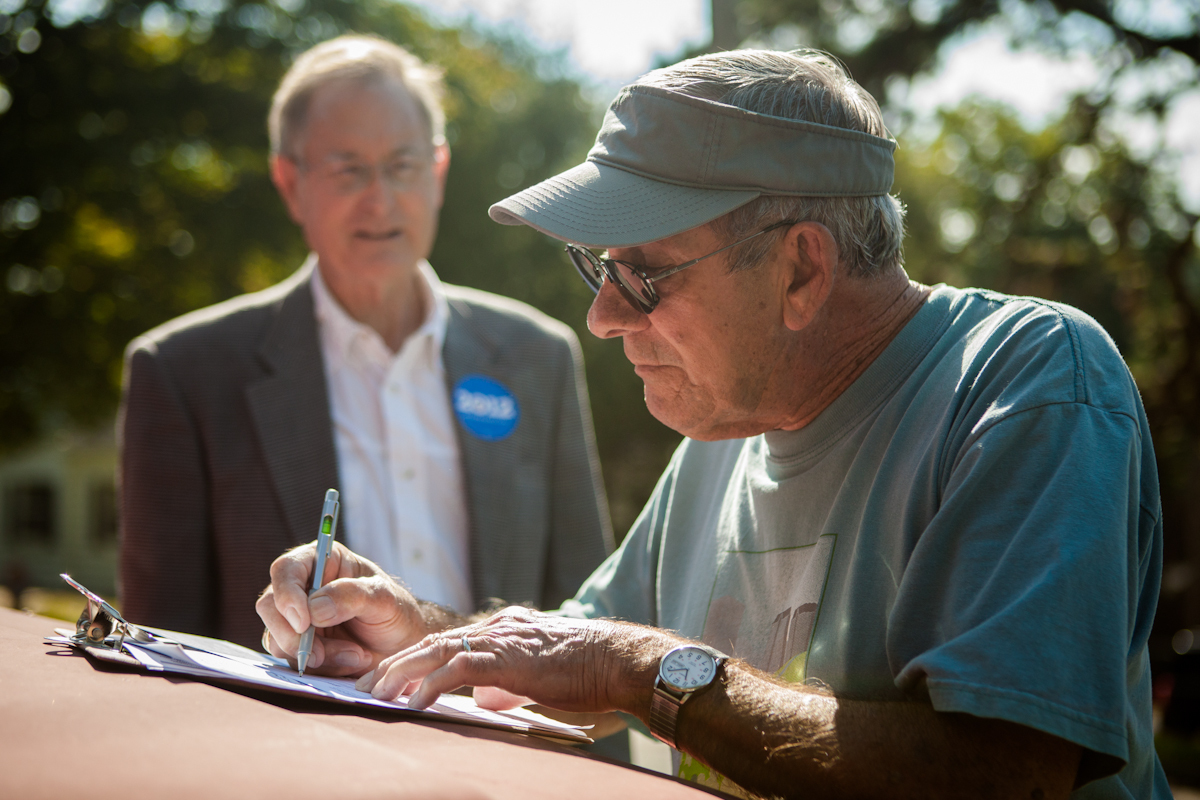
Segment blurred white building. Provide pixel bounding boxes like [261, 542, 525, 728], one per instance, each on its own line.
[0, 424, 118, 596]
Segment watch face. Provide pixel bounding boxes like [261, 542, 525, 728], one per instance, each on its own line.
[659, 646, 717, 691]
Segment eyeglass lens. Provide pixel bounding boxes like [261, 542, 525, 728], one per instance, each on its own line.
[330, 161, 424, 194]
[608, 261, 656, 309]
[567, 247, 603, 292]
[567, 247, 657, 312]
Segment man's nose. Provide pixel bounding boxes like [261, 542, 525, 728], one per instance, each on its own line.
[587, 280, 649, 339]
[358, 168, 396, 214]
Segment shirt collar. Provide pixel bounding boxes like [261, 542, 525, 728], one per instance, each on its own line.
[311, 256, 450, 366]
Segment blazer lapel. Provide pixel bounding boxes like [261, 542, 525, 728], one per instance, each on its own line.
[443, 295, 512, 606]
[245, 263, 342, 548]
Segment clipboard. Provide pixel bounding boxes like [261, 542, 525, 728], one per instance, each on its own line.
[49, 574, 591, 744]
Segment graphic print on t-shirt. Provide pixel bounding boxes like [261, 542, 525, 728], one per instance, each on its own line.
[700, 533, 837, 681]
[680, 534, 837, 794]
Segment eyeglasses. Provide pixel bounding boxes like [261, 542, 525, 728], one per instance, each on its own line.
[287, 152, 435, 195]
[565, 220, 796, 314]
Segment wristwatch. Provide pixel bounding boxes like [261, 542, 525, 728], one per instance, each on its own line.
[648, 644, 727, 749]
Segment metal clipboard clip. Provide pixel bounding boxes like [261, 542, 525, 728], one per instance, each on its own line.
[60, 573, 146, 654]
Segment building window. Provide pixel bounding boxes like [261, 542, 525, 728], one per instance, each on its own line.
[90, 481, 118, 545]
[4, 482, 56, 544]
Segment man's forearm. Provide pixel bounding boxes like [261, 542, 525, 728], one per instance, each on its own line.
[357, 610, 1080, 799]
[671, 663, 1081, 800]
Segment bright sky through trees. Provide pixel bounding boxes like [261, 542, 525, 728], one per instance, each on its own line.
[406, 0, 1200, 211]
[405, 0, 709, 86]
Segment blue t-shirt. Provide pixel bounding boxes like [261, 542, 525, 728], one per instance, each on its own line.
[567, 285, 1168, 798]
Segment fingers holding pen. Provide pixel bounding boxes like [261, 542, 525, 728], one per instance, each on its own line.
[266, 541, 373, 635]
[257, 544, 356, 672]
[256, 585, 303, 655]
[312, 574, 406, 628]
[260, 625, 290, 661]
[258, 577, 379, 676]
[258, 539, 441, 680]
[267, 543, 320, 635]
[256, 600, 367, 675]
[257, 589, 327, 670]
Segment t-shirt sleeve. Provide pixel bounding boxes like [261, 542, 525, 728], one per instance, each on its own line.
[890, 397, 1156, 778]
[557, 445, 688, 625]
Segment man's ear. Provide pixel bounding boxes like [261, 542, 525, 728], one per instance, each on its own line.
[270, 153, 304, 224]
[780, 222, 838, 332]
[431, 142, 451, 211]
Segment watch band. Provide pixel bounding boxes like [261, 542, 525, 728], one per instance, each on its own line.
[648, 683, 685, 748]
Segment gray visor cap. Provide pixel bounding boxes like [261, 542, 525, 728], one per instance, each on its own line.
[488, 84, 897, 249]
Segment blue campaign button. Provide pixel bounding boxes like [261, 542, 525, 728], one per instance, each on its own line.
[452, 375, 520, 441]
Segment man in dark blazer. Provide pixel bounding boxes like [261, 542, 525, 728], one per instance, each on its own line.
[117, 35, 612, 651]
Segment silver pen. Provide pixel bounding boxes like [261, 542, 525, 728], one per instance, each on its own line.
[297, 488, 339, 676]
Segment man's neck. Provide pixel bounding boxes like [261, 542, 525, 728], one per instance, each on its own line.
[777, 274, 930, 432]
[318, 261, 428, 353]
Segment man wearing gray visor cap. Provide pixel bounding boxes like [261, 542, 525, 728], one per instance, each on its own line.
[259, 49, 1167, 800]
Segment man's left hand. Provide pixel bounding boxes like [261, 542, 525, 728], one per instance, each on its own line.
[354, 606, 675, 716]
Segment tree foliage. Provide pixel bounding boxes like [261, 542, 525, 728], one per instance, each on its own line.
[736, 0, 1200, 104]
[0, 0, 680, 534]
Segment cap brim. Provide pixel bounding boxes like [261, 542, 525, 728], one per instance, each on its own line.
[488, 160, 760, 249]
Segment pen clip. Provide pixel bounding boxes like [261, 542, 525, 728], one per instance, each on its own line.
[325, 499, 339, 555]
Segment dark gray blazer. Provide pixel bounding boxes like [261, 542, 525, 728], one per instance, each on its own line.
[118, 263, 613, 648]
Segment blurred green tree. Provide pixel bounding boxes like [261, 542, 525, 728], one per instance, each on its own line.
[0, 0, 678, 536]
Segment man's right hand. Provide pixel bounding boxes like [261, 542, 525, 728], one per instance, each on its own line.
[255, 542, 430, 677]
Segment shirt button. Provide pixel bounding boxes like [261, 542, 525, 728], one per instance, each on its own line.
[412, 549, 424, 563]
[402, 468, 416, 480]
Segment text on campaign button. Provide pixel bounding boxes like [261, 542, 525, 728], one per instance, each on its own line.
[453, 375, 520, 440]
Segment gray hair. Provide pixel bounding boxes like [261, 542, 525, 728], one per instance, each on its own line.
[269, 35, 445, 156]
[636, 50, 905, 277]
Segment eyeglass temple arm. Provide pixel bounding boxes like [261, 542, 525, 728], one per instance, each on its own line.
[645, 220, 796, 285]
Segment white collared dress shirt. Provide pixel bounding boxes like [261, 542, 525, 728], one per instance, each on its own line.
[311, 261, 472, 613]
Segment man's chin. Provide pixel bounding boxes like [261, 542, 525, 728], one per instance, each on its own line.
[642, 386, 707, 439]
[643, 388, 765, 442]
